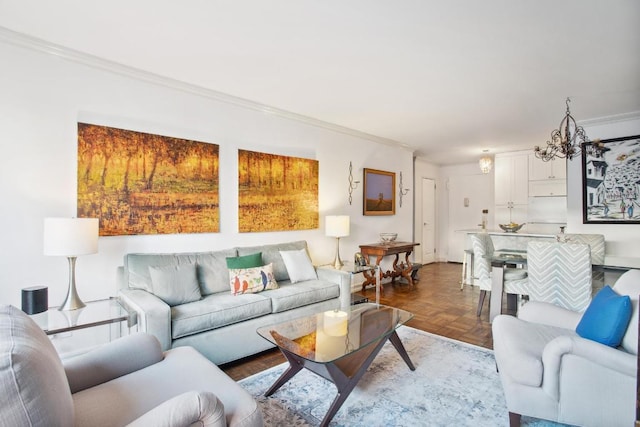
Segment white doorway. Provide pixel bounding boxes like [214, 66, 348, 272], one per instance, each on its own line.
[447, 174, 493, 262]
[421, 178, 436, 264]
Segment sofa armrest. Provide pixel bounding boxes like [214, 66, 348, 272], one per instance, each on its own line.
[126, 391, 226, 427]
[316, 267, 352, 310]
[64, 333, 163, 393]
[118, 288, 172, 350]
[541, 334, 636, 400]
[518, 301, 583, 329]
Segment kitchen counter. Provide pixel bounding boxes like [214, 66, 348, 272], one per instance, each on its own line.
[456, 229, 556, 252]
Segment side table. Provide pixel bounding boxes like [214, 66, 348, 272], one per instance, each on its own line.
[317, 262, 381, 305]
[359, 241, 420, 291]
[29, 297, 137, 338]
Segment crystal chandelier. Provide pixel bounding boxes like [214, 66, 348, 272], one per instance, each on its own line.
[478, 151, 493, 174]
[534, 97, 598, 161]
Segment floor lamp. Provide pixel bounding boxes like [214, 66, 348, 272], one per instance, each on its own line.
[326, 215, 350, 269]
[44, 217, 99, 311]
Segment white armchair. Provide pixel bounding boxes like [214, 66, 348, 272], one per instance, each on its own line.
[0, 304, 263, 427]
[492, 269, 640, 427]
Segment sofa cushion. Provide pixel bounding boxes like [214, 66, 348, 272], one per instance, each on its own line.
[492, 314, 577, 387]
[72, 346, 262, 427]
[149, 263, 202, 306]
[611, 269, 640, 355]
[237, 240, 308, 282]
[228, 263, 279, 295]
[576, 285, 632, 347]
[226, 252, 262, 269]
[280, 248, 318, 283]
[196, 249, 238, 295]
[0, 305, 74, 426]
[170, 293, 272, 339]
[262, 279, 340, 313]
[125, 252, 199, 292]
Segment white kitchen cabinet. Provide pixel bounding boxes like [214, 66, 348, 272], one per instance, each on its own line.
[495, 152, 528, 228]
[529, 180, 566, 197]
[528, 154, 567, 196]
[495, 152, 529, 205]
[528, 154, 567, 180]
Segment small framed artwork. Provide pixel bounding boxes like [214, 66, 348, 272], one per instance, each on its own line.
[582, 134, 640, 224]
[363, 168, 396, 216]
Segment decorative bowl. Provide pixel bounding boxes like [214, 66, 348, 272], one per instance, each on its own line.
[499, 223, 525, 233]
[380, 233, 398, 242]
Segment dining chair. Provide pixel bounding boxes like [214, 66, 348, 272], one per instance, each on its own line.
[469, 233, 528, 316]
[526, 241, 592, 312]
[562, 233, 605, 292]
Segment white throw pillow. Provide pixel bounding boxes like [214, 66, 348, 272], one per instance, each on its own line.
[148, 263, 202, 306]
[279, 249, 318, 283]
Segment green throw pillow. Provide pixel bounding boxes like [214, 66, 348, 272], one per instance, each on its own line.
[226, 252, 263, 269]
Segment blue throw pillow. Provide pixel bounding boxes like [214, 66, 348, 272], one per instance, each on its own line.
[576, 285, 632, 347]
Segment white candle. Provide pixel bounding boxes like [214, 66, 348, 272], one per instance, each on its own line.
[323, 310, 348, 337]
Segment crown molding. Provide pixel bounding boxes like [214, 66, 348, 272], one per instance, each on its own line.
[0, 26, 414, 152]
[579, 111, 640, 126]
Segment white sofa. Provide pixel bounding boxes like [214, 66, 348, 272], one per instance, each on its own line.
[492, 269, 640, 427]
[117, 240, 351, 365]
[0, 305, 263, 427]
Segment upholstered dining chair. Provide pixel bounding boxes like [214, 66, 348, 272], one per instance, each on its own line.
[469, 233, 528, 316]
[526, 241, 592, 312]
[562, 233, 605, 291]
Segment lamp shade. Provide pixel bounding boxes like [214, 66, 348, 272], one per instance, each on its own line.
[44, 218, 99, 256]
[325, 215, 350, 238]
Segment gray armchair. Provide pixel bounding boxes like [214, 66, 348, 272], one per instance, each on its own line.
[492, 269, 640, 427]
[0, 304, 263, 427]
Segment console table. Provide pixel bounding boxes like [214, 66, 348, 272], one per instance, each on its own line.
[359, 241, 420, 291]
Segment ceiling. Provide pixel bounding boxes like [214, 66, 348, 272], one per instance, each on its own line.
[1, 0, 639, 165]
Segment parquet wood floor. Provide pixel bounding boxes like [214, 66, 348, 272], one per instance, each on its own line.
[221, 262, 505, 381]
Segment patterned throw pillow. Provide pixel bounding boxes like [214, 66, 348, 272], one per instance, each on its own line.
[228, 263, 278, 295]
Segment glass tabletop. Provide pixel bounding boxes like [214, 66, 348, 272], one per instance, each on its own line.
[29, 298, 132, 335]
[257, 303, 413, 363]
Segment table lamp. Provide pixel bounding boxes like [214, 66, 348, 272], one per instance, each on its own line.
[326, 215, 350, 269]
[44, 217, 99, 311]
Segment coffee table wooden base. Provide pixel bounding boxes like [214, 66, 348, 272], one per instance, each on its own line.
[265, 330, 415, 427]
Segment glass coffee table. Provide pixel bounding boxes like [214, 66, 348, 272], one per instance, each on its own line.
[257, 303, 415, 427]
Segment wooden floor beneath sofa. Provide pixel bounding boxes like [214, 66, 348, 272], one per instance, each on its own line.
[221, 261, 508, 381]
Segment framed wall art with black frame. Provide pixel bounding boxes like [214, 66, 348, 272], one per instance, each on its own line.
[582, 134, 640, 224]
[363, 168, 396, 216]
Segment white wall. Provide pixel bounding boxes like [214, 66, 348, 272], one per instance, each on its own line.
[566, 115, 640, 259]
[0, 38, 414, 308]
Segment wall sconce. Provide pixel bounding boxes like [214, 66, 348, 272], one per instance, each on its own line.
[348, 161, 360, 205]
[398, 171, 410, 207]
[479, 150, 493, 174]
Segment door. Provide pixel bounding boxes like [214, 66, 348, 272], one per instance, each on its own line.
[448, 174, 493, 262]
[421, 178, 436, 264]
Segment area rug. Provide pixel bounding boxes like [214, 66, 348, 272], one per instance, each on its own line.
[239, 326, 565, 426]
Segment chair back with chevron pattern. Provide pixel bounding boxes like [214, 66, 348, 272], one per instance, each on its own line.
[470, 233, 494, 291]
[562, 234, 605, 265]
[526, 241, 592, 311]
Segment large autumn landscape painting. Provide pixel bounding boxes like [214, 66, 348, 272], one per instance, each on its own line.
[238, 149, 318, 232]
[77, 123, 219, 236]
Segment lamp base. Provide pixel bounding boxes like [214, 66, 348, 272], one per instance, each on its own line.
[59, 256, 86, 311]
[332, 237, 344, 269]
